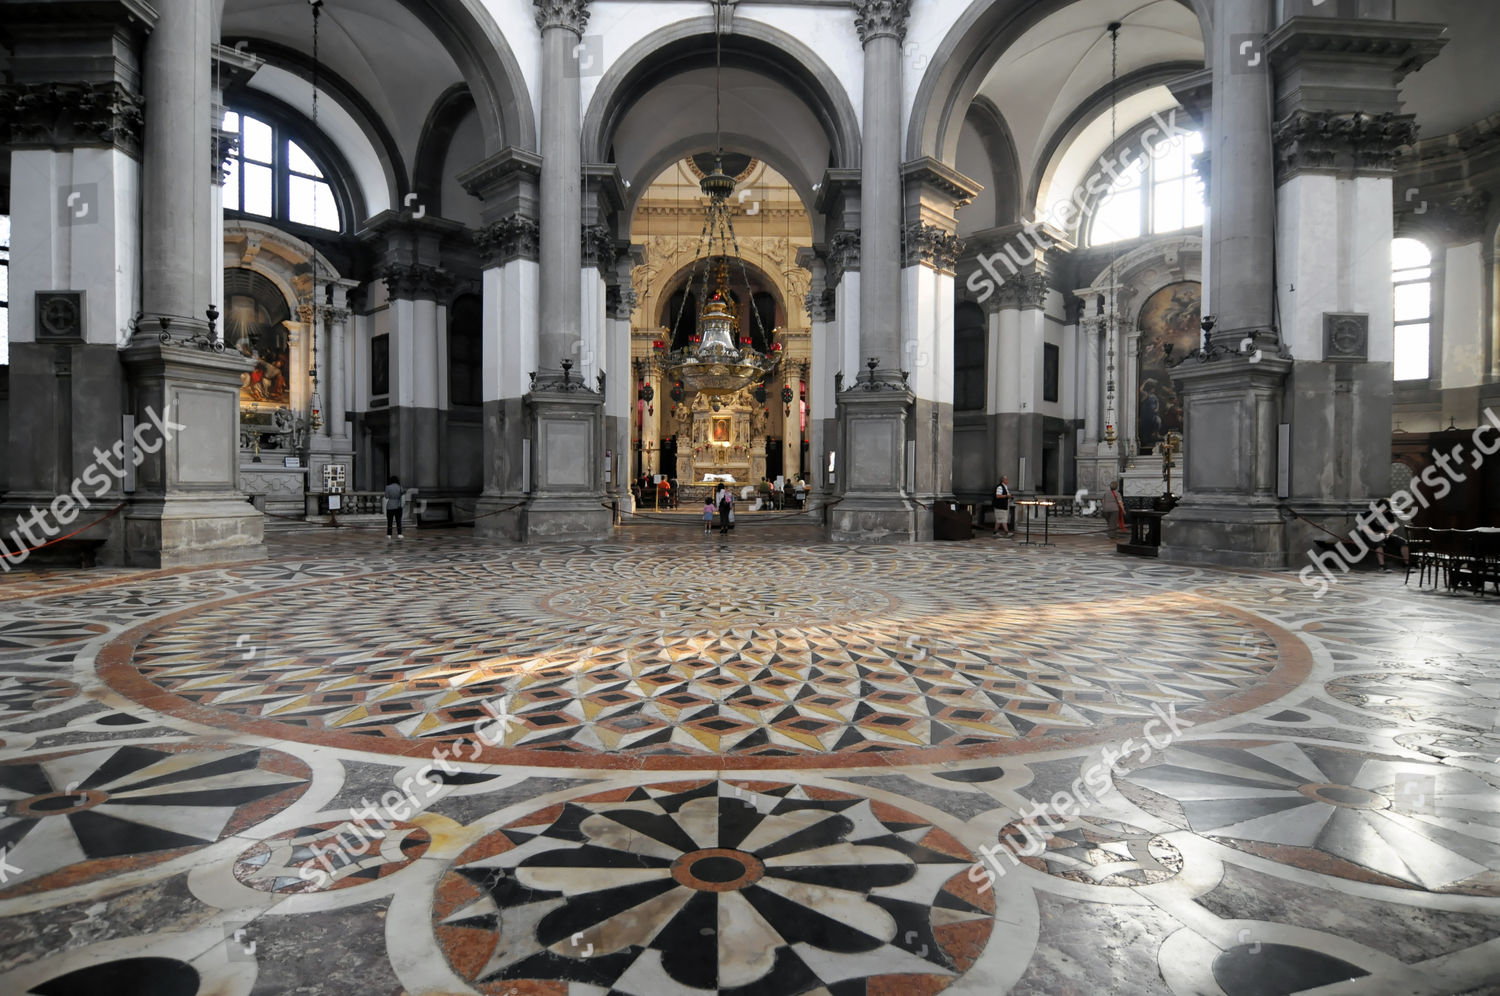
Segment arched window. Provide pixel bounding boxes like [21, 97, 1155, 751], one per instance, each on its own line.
[1087, 130, 1205, 247]
[1392, 238, 1432, 382]
[221, 110, 342, 232]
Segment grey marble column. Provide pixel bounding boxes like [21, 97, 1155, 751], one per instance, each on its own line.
[1204, 1, 1276, 353]
[523, 0, 610, 540]
[534, 0, 589, 382]
[141, 0, 214, 336]
[855, 0, 908, 384]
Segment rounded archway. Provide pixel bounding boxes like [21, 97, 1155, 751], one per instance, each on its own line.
[585, 16, 860, 243]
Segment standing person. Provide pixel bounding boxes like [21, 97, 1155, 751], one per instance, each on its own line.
[993, 476, 1013, 536]
[384, 475, 405, 540]
[718, 486, 733, 535]
[703, 496, 715, 533]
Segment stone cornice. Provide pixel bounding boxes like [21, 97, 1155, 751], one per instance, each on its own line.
[1395, 191, 1491, 246]
[900, 157, 982, 209]
[1167, 69, 1213, 130]
[474, 214, 541, 267]
[533, 0, 590, 36]
[456, 147, 543, 203]
[901, 222, 964, 272]
[1273, 109, 1417, 185]
[379, 263, 457, 302]
[0, 80, 144, 155]
[852, 0, 911, 45]
[1266, 17, 1448, 75]
[814, 167, 862, 218]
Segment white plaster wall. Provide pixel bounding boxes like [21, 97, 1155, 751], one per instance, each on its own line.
[1442, 241, 1485, 389]
[8, 147, 140, 348]
[901, 264, 954, 405]
[482, 259, 539, 402]
[837, 273, 862, 388]
[1277, 174, 1394, 363]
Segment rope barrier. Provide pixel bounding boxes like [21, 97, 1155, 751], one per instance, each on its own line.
[256, 499, 528, 530]
[0, 501, 127, 561]
[606, 501, 823, 525]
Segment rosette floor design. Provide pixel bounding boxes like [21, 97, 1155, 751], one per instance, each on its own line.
[0, 528, 1494, 995]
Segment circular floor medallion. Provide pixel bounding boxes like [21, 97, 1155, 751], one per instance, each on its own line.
[432, 780, 996, 993]
[101, 551, 1308, 768]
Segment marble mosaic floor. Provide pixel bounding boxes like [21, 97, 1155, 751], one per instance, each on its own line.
[0, 524, 1497, 995]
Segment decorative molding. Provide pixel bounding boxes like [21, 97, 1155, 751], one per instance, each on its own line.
[1273, 110, 1418, 184]
[457, 147, 543, 202]
[533, 0, 590, 35]
[1323, 312, 1368, 362]
[582, 224, 616, 271]
[1396, 191, 1491, 246]
[826, 229, 861, 289]
[1265, 18, 1448, 73]
[35, 291, 85, 343]
[900, 157, 982, 210]
[993, 273, 1050, 312]
[475, 215, 541, 266]
[805, 289, 836, 324]
[0, 81, 145, 155]
[852, 0, 911, 45]
[212, 128, 239, 186]
[1191, 151, 1211, 197]
[606, 284, 637, 321]
[379, 263, 457, 302]
[901, 222, 964, 271]
[1167, 69, 1213, 130]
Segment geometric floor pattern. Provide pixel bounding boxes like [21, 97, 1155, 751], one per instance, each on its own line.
[110, 552, 1296, 767]
[433, 779, 993, 994]
[0, 524, 1498, 995]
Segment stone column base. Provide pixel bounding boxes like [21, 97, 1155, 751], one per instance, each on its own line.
[524, 390, 613, 542]
[524, 496, 614, 541]
[472, 493, 526, 542]
[828, 387, 915, 543]
[828, 496, 917, 544]
[1158, 497, 1287, 568]
[123, 496, 265, 568]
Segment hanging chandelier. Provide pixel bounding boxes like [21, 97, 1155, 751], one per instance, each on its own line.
[654, 0, 779, 399]
[1100, 20, 1123, 448]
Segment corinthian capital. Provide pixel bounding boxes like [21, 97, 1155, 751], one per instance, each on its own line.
[534, 0, 590, 35]
[853, 0, 911, 45]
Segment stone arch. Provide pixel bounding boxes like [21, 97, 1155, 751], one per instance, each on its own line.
[907, 0, 1213, 165]
[624, 135, 821, 243]
[412, 84, 478, 217]
[393, 0, 536, 154]
[582, 16, 861, 171]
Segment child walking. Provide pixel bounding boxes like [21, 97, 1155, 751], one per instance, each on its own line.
[702, 496, 715, 533]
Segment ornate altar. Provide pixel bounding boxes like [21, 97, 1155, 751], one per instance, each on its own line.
[677, 387, 768, 486]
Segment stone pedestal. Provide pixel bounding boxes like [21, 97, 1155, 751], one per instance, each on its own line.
[828, 388, 915, 542]
[524, 390, 612, 540]
[120, 342, 265, 567]
[1159, 355, 1290, 567]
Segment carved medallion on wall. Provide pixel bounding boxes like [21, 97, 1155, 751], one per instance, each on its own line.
[1323, 312, 1368, 362]
[35, 291, 84, 343]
